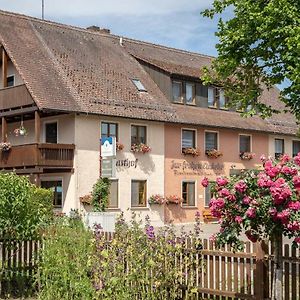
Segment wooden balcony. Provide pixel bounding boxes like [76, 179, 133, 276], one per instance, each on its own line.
[0, 84, 35, 111]
[0, 143, 75, 172]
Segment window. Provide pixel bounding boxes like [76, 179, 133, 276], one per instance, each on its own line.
[293, 140, 300, 157]
[108, 180, 118, 208]
[185, 83, 195, 105]
[101, 122, 118, 141]
[208, 87, 217, 107]
[131, 125, 146, 145]
[45, 122, 58, 143]
[132, 79, 147, 92]
[239, 135, 251, 153]
[205, 132, 218, 151]
[275, 139, 284, 158]
[205, 182, 213, 207]
[182, 129, 196, 150]
[218, 89, 226, 109]
[131, 180, 147, 207]
[172, 81, 182, 102]
[7, 75, 15, 87]
[182, 181, 196, 206]
[41, 180, 63, 208]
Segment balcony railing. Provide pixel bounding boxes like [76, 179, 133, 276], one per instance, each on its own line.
[0, 84, 34, 110]
[0, 143, 75, 170]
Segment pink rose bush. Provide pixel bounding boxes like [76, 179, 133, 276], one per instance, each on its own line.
[202, 153, 300, 249]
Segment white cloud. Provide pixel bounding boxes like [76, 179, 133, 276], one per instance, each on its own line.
[0, 0, 213, 18]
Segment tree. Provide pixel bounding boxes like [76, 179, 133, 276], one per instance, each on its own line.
[202, 154, 300, 300]
[201, 0, 300, 120]
[0, 173, 53, 240]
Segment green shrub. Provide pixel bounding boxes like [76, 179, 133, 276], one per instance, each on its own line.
[38, 217, 95, 300]
[0, 173, 53, 240]
[91, 177, 110, 212]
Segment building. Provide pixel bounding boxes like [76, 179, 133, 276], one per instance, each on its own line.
[0, 10, 298, 224]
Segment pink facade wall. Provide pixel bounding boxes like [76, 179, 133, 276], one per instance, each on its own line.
[164, 124, 269, 223]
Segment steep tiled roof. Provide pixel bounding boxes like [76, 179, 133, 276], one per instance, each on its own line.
[0, 10, 297, 135]
[0, 10, 176, 122]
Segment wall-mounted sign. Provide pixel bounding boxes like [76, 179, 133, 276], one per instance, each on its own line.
[116, 159, 138, 169]
[101, 137, 116, 157]
[170, 160, 225, 176]
[102, 158, 116, 178]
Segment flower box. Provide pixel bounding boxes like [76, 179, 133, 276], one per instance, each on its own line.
[116, 142, 124, 151]
[0, 142, 11, 152]
[182, 147, 200, 156]
[240, 152, 255, 160]
[205, 149, 223, 158]
[148, 194, 165, 205]
[131, 143, 151, 154]
[165, 195, 183, 205]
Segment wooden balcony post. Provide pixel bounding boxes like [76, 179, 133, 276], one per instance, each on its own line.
[1, 117, 7, 142]
[35, 111, 41, 143]
[2, 48, 8, 88]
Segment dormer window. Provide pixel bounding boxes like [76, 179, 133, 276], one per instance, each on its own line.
[185, 83, 195, 105]
[7, 75, 15, 87]
[132, 79, 147, 92]
[172, 81, 182, 102]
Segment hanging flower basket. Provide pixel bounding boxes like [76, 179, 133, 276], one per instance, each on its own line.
[131, 143, 151, 154]
[240, 152, 255, 160]
[205, 149, 223, 159]
[116, 142, 124, 151]
[0, 142, 12, 152]
[14, 125, 28, 137]
[182, 147, 200, 156]
[165, 195, 183, 205]
[148, 194, 165, 205]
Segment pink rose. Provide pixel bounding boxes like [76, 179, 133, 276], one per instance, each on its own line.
[201, 177, 209, 187]
[257, 172, 273, 188]
[216, 177, 228, 186]
[270, 179, 292, 205]
[246, 207, 256, 218]
[234, 216, 243, 224]
[294, 154, 300, 166]
[293, 176, 300, 190]
[219, 188, 230, 197]
[260, 154, 266, 162]
[280, 154, 290, 164]
[235, 180, 247, 193]
[287, 201, 300, 211]
[294, 237, 300, 243]
[243, 196, 251, 205]
[287, 221, 300, 231]
[276, 209, 290, 224]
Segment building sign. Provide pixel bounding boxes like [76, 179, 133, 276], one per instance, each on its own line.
[102, 158, 116, 178]
[101, 137, 116, 157]
[170, 160, 224, 176]
[116, 159, 138, 170]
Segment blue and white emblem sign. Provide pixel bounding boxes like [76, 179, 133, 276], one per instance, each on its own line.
[101, 137, 116, 157]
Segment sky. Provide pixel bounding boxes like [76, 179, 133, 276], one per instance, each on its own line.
[0, 0, 227, 57]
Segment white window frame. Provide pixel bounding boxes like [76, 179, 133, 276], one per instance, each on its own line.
[181, 128, 197, 150]
[40, 176, 64, 209]
[43, 119, 59, 143]
[181, 179, 197, 207]
[238, 134, 252, 153]
[204, 130, 219, 152]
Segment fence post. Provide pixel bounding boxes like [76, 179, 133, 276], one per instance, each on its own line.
[254, 241, 269, 300]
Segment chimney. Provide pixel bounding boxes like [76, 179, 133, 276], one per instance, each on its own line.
[86, 26, 110, 34]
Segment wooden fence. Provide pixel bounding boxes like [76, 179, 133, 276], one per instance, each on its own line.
[0, 240, 41, 298]
[1, 236, 300, 299]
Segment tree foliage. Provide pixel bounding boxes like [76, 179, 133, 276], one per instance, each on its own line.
[202, 0, 300, 119]
[0, 173, 53, 240]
